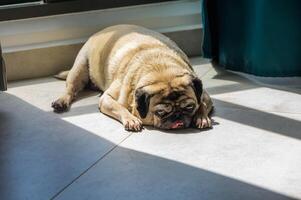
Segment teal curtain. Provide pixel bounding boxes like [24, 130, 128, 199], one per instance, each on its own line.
[202, 0, 301, 77]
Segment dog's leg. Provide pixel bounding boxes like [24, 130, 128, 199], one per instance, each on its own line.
[194, 90, 213, 129]
[99, 92, 143, 132]
[52, 48, 89, 112]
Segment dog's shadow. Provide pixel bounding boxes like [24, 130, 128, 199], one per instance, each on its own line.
[143, 120, 219, 134]
[144, 127, 207, 134]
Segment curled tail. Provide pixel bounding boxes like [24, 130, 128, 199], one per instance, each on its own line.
[54, 70, 69, 80]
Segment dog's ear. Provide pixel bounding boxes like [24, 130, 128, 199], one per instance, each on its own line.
[191, 76, 203, 104]
[135, 88, 150, 118]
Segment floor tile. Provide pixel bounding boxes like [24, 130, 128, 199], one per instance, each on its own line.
[6, 77, 131, 145]
[54, 114, 301, 200]
[0, 93, 125, 200]
[7, 77, 99, 112]
[212, 87, 301, 114]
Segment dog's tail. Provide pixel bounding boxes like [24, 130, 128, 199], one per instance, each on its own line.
[54, 70, 69, 80]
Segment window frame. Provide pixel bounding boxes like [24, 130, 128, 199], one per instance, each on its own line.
[0, 43, 7, 91]
[0, 0, 176, 22]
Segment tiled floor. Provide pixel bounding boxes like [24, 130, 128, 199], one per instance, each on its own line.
[1, 57, 301, 200]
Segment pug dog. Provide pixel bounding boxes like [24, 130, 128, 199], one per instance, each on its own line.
[52, 24, 213, 131]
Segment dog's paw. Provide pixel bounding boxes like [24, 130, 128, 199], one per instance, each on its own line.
[122, 116, 143, 132]
[51, 98, 70, 113]
[195, 116, 212, 129]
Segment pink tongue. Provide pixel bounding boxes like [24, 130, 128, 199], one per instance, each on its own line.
[171, 121, 184, 129]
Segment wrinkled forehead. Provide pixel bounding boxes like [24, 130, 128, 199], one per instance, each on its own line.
[142, 74, 192, 94]
[147, 83, 197, 106]
[160, 87, 196, 102]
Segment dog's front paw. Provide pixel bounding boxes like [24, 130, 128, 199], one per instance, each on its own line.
[51, 98, 70, 113]
[195, 116, 212, 129]
[122, 115, 143, 132]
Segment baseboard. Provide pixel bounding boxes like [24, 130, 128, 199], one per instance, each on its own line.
[4, 28, 203, 81]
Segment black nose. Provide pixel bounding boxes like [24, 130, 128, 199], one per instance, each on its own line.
[171, 112, 181, 121]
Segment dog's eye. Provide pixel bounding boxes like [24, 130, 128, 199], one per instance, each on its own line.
[155, 110, 166, 117]
[185, 104, 195, 111]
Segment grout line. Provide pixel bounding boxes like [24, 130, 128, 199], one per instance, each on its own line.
[50, 132, 134, 200]
[199, 67, 214, 79]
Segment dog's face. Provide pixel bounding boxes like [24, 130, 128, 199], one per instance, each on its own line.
[135, 73, 202, 129]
